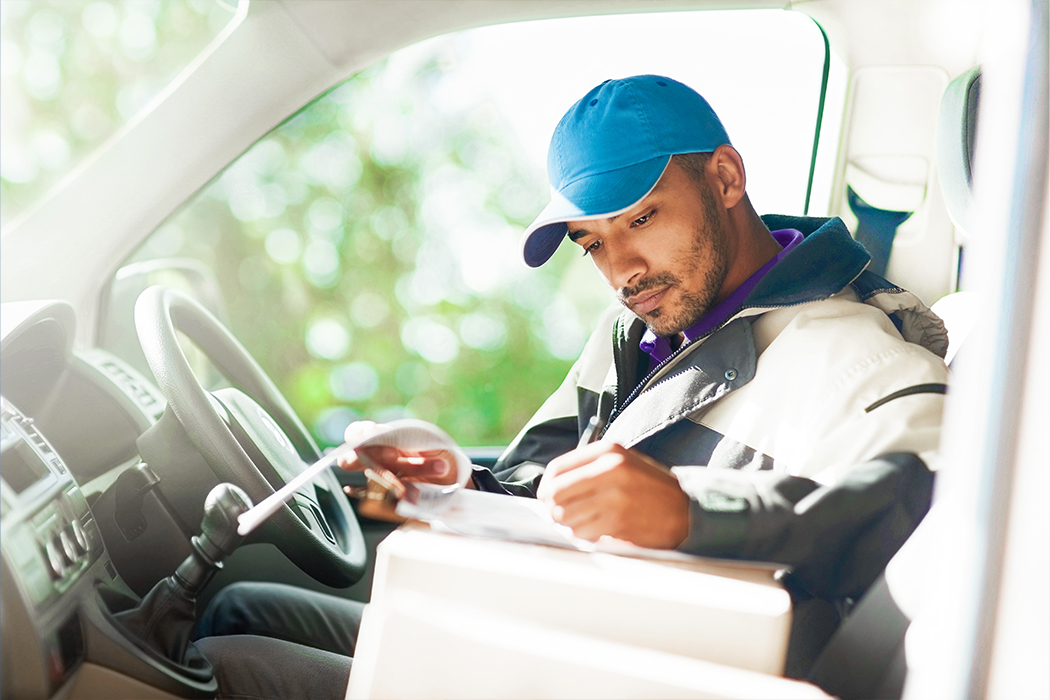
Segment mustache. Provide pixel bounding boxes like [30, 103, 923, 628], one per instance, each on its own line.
[616, 272, 680, 305]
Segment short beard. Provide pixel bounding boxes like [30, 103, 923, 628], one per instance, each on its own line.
[617, 186, 729, 337]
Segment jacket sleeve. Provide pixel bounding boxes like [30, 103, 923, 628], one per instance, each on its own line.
[473, 304, 623, 497]
[471, 416, 579, 497]
[673, 451, 935, 599]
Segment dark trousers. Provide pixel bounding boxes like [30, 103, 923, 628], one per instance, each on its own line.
[194, 581, 366, 700]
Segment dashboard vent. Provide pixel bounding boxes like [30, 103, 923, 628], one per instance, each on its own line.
[80, 350, 166, 421]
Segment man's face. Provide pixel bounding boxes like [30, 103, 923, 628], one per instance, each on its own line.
[567, 159, 730, 336]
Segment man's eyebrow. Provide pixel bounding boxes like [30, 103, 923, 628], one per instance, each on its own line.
[566, 179, 667, 241]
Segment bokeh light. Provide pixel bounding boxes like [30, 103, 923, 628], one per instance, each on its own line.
[401, 317, 460, 365]
[314, 406, 360, 445]
[349, 291, 390, 328]
[265, 228, 302, 265]
[329, 362, 380, 402]
[458, 312, 507, 352]
[305, 317, 352, 360]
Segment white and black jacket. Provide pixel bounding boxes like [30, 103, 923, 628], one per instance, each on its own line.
[473, 215, 950, 602]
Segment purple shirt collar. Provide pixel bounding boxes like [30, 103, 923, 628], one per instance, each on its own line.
[639, 228, 804, 366]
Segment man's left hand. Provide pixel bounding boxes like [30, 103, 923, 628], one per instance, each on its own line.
[537, 442, 689, 549]
[338, 421, 464, 487]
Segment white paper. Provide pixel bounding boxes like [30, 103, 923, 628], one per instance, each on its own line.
[428, 489, 590, 550]
[354, 419, 473, 520]
[236, 419, 473, 536]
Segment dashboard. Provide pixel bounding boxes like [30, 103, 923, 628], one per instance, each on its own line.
[1, 395, 100, 694]
[0, 300, 214, 698]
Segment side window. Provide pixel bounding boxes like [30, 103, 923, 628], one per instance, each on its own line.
[115, 10, 830, 449]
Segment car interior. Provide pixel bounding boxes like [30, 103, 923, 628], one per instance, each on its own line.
[1, 1, 1047, 698]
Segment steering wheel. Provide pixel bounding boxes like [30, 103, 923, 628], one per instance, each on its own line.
[134, 285, 366, 587]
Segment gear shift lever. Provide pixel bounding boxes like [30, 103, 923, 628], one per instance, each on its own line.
[175, 483, 253, 594]
[115, 483, 253, 672]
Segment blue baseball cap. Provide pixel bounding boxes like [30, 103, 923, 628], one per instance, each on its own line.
[520, 75, 732, 267]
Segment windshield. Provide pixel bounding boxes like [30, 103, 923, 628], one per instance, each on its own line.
[113, 9, 833, 449]
[0, 0, 240, 225]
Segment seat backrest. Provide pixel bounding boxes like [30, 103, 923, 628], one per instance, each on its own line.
[932, 66, 982, 365]
[936, 66, 982, 236]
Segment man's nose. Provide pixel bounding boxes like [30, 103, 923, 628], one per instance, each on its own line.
[605, 241, 647, 290]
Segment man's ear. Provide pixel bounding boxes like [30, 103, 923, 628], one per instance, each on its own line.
[709, 144, 746, 209]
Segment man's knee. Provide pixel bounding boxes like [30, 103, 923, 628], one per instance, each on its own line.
[196, 581, 285, 638]
[195, 634, 351, 700]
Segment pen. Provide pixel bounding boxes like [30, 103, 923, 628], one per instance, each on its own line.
[577, 414, 606, 448]
[236, 443, 355, 536]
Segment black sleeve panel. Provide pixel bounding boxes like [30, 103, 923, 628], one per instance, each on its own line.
[678, 452, 934, 599]
[470, 461, 543, 498]
[477, 415, 580, 497]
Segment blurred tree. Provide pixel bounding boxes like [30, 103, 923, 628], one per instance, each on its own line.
[151, 55, 599, 448]
[0, 0, 237, 223]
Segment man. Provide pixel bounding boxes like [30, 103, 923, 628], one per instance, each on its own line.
[198, 74, 948, 694]
[348, 74, 946, 565]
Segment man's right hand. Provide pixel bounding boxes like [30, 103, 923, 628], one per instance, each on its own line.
[336, 421, 461, 486]
[537, 441, 689, 549]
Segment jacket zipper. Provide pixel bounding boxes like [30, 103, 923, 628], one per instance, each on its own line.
[603, 299, 813, 434]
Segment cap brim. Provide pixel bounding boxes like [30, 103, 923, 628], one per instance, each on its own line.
[520, 155, 670, 267]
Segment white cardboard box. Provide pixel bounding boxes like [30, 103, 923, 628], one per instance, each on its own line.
[347, 524, 829, 699]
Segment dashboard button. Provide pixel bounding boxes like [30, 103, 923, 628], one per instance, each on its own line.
[70, 519, 88, 553]
[60, 529, 79, 564]
[44, 540, 65, 580]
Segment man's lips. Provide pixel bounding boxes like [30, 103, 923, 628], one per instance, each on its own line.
[628, 287, 668, 315]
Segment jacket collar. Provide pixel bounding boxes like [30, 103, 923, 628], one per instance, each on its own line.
[614, 216, 873, 350]
[748, 215, 872, 307]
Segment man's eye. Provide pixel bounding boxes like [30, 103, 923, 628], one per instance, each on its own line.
[582, 239, 602, 256]
[632, 211, 653, 227]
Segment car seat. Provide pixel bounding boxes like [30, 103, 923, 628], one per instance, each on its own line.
[931, 66, 983, 366]
[802, 65, 983, 699]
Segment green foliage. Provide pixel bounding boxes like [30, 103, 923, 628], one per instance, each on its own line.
[177, 60, 586, 448]
[129, 44, 602, 449]
[0, 0, 236, 223]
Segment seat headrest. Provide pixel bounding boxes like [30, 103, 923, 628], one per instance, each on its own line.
[936, 66, 982, 236]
